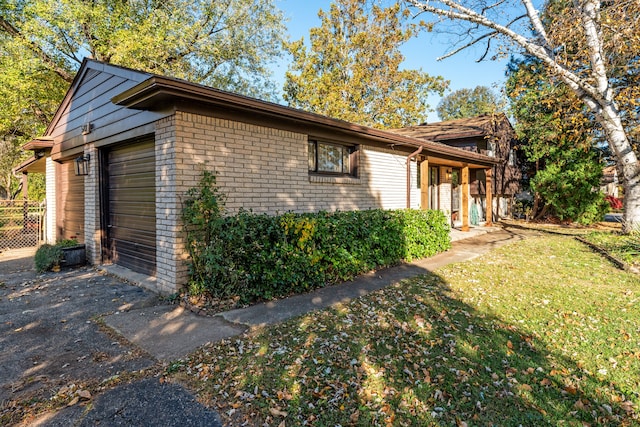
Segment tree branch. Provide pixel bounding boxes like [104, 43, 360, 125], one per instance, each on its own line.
[405, 0, 605, 107]
[0, 17, 74, 83]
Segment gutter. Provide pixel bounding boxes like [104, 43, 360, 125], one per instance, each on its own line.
[406, 146, 423, 208]
[112, 76, 498, 167]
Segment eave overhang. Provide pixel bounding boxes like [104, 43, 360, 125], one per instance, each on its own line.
[113, 76, 498, 168]
[22, 137, 54, 151]
[13, 154, 46, 174]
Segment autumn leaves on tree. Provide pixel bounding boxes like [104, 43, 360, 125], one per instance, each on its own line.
[284, 0, 447, 129]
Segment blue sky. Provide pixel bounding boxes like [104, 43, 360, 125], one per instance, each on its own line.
[273, 0, 511, 122]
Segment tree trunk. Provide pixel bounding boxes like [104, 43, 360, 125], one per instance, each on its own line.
[620, 161, 640, 233]
[596, 104, 640, 233]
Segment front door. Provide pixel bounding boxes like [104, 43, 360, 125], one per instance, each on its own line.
[429, 167, 439, 210]
[451, 169, 461, 224]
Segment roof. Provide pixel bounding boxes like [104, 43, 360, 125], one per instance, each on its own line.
[389, 114, 513, 142]
[29, 59, 499, 168]
[22, 137, 54, 151]
[113, 73, 498, 167]
[13, 154, 47, 174]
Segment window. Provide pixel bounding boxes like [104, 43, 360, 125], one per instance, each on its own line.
[486, 141, 496, 157]
[308, 140, 358, 176]
[508, 149, 516, 166]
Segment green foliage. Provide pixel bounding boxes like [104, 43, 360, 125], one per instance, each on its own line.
[506, 56, 608, 224]
[529, 147, 609, 224]
[56, 238, 79, 248]
[34, 243, 63, 272]
[283, 0, 447, 129]
[436, 85, 503, 121]
[1, 0, 287, 186]
[182, 172, 451, 302]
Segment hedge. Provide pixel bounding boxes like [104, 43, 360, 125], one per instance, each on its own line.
[183, 172, 451, 303]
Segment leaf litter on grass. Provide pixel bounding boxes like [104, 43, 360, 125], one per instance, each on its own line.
[170, 234, 639, 426]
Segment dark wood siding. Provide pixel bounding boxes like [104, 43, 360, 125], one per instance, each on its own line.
[56, 162, 85, 242]
[107, 140, 156, 275]
[49, 61, 167, 161]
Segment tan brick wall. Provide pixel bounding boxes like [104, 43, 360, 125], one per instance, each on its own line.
[155, 115, 188, 294]
[44, 158, 57, 244]
[173, 112, 418, 214]
[84, 144, 101, 265]
[152, 111, 421, 293]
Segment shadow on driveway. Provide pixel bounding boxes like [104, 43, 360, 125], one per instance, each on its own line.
[0, 249, 221, 427]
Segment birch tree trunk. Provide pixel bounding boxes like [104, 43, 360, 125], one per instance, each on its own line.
[405, 0, 639, 231]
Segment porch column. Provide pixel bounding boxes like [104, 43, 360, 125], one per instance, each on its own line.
[485, 167, 493, 226]
[420, 159, 429, 209]
[461, 165, 470, 231]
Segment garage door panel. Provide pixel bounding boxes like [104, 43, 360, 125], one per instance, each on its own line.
[109, 163, 156, 177]
[109, 203, 156, 220]
[108, 191, 155, 203]
[109, 224, 155, 241]
[107, 139, 156, 275]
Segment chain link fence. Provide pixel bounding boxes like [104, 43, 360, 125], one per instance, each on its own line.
[0, 200, 44, 250]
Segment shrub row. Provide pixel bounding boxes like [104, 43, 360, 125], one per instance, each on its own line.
[183, 172, 451, 303]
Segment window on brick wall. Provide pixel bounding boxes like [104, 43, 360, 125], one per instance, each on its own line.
[308, 140, 358, 176]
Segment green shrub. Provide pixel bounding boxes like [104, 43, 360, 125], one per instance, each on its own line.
[56, 238, 79, 248]
[34, 244, 64, 273]
[182, 171, 451, 303]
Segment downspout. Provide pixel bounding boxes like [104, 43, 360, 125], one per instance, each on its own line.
[406, 146, 423, 208]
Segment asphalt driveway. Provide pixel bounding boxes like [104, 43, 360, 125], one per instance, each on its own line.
[0, 248, 221, 426]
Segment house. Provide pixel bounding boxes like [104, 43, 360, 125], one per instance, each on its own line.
[601, 165, 619, 198]
[16, 59, 497, 294]
[390, 114, 522, 223]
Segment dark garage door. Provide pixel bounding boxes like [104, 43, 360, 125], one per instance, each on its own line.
[107, 140, 156, 275]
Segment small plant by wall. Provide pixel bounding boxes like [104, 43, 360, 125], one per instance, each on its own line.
[34, 244, 64, 272]
[34, 239, 82, 272]
[182, 171, 451, 303]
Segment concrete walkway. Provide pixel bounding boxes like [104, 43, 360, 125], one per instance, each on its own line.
[104, 225, 536, 362]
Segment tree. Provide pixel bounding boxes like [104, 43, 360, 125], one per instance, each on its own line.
[436, 85, 502, 120]
[0, 0, 287, 198]
[1, 0, 286, 97]
[284, 0, 447, 129]
[405, 0, 640, 232]
[506, 56, 608, 224]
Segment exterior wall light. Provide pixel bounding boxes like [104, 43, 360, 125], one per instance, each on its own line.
[74, 154, 90, 176]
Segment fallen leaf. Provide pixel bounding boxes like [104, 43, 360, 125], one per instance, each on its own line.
[67, 397, 79, 406]
[621, 401, 635, 413]
[350, 410, 360, 423]
[540, 378, 552, 386]
[77, 389, 91, 400]
[269, 407, 288, 417]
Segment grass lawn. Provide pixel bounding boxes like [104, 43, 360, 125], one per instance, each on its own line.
[582, 232, 640, 269]
[170, 234, 640, 426]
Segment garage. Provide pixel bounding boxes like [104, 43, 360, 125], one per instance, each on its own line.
[57, 161, 85, 242]
[106, 140, 156, 275]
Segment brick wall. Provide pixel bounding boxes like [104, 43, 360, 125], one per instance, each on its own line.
[84, 144, 100, 265]
[155, 115, 187, 294]
[153, 111, 421, 292]
[45, 158, 57, 244]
